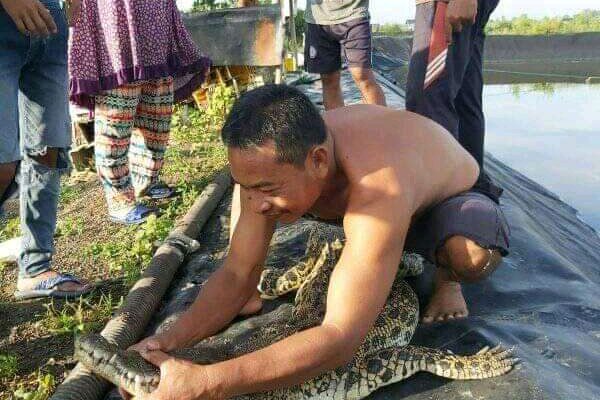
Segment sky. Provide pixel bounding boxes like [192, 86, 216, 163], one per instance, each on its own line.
[178, 0, 599, 24]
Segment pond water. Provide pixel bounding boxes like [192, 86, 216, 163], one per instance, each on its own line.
[483, 83, 600, 232]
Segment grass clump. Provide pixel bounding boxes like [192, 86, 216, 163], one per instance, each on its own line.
[0, 217, 20, 242]
[42, 294, 121, 336]
[13, 372, 55, 400]
[0, 354, 18, 379]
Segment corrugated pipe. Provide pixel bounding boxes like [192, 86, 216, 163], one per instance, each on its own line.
[50, 169, 232, 400]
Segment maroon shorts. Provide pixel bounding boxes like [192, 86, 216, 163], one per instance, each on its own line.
[304, 17, 372, 74]
[404, 191, 510, 263]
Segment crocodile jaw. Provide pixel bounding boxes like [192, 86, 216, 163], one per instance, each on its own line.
[74, 334, 159, 396]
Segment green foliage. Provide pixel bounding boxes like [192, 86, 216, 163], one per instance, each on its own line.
[0, 353, 18, 379]
[373, 23, 412, 36]
[13, 372, 55, 400]
[286, 8, 305, 51]
[0, 216, 20, 241]
[487, 10, 600, 35]
[191, 0, 235, 12]
[42, 294, 120, 335]
[58, 185, 81, 205]
[55, 217, 85, 237]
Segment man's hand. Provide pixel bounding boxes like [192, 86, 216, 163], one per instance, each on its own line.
[127, 332, 178, 355]
[445, 0, 477, 43]
[0, 0, 57, 36]
[120, 350, 217, 400]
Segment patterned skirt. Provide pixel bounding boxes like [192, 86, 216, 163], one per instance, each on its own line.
[68, 0, 211, 110]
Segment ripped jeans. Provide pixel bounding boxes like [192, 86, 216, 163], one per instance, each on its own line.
[0, 0, 71, 278]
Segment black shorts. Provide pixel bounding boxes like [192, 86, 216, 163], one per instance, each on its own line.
[305, 191, 510, 264]
[304, 17, 372, 74]
[404, 191, 510, 263]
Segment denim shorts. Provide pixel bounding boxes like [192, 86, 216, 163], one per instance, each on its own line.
[0, 0, 71, 164]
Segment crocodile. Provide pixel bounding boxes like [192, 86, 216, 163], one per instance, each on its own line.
[75, 226, 517, 399]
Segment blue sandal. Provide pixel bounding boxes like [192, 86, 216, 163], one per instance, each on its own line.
[142, 182, 178, 200]
[14, 273, 93, 300]
[108, 203, 157, 225]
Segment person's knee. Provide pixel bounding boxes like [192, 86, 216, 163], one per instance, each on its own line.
[437, 235, 502, 283]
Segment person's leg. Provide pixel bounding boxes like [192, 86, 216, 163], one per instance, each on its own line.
[455, 0, 502, 201]
[0, 5, 25, 213]
[320, 70, 344, 110]
[15, 1, 91, 295]
[130, 77, 174, 197]
[339, 18, 386, 106]
[304, 22, 344, 110]
[348, 66, 386, 106]
[404, 191, 509, 323]
[94, 83, 141, 213]
[406, 1, 475, 139]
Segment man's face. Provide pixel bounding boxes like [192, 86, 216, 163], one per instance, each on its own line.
[229, 142, 324, 223]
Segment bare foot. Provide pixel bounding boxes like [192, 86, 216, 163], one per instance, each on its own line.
[239, 290, 263, 316]
[422, 268, 468, 324]
[17, 270, 91, 293]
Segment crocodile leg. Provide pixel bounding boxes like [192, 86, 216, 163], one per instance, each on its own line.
[396, 344, 518, 380]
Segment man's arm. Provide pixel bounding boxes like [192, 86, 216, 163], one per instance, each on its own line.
[133, 188, 276, 352]
[201, 192, 413, 398]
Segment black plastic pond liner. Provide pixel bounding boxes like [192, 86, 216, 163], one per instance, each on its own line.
[372, 153, 600, 400]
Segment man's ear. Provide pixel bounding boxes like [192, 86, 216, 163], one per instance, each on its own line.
[307, 145, 329, 179]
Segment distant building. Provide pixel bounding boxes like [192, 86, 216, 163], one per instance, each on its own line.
[405, 19, 415, 31]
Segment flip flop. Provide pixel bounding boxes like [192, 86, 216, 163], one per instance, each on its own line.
[142, 182, 178, 200]
[14, 272, 93, 300]
[108, 203, 157, 225]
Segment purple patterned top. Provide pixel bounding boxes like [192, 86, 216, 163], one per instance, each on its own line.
[68, 0, 211, 109]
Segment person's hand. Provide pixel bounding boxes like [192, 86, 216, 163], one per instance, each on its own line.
[127, 332, 178, 355]
[445, 0, 477, 43]
[65, 0, 82, 26]
[121, 350, 219, 400]
[0, 0, 57, 36]
[118, 333, 181, 400]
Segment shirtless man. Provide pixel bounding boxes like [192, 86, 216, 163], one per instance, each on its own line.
[125, 84, 509, 400]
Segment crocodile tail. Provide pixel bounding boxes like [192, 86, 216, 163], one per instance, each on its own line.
[417, 344, 519, 380]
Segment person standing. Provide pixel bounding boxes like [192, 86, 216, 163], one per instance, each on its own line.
[69, 0, 211, 224]
[304, 0, 386, 109]
[406, 0, 504, 323]
[406, 0, 501, 200]
[1, 0, 92, 299]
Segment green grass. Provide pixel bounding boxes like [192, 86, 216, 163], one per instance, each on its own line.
[58, 185, 81, 205]
[55, 216, 85, 237]
[0, 354, 18, 379]
[42, 294, 121, 336]
[13, 372, 55, 400]
[0, 216, 20, 242]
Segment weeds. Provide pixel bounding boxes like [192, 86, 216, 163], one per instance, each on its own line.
[55, 217, 85, 237]
[13, 372, 55, 400]
[42, 294, 121, 335]
[0, 217, 20, 242]
[0, 354, 18, 379]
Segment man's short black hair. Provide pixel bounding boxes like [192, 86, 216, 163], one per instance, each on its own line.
[221, 84, 327, 166]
